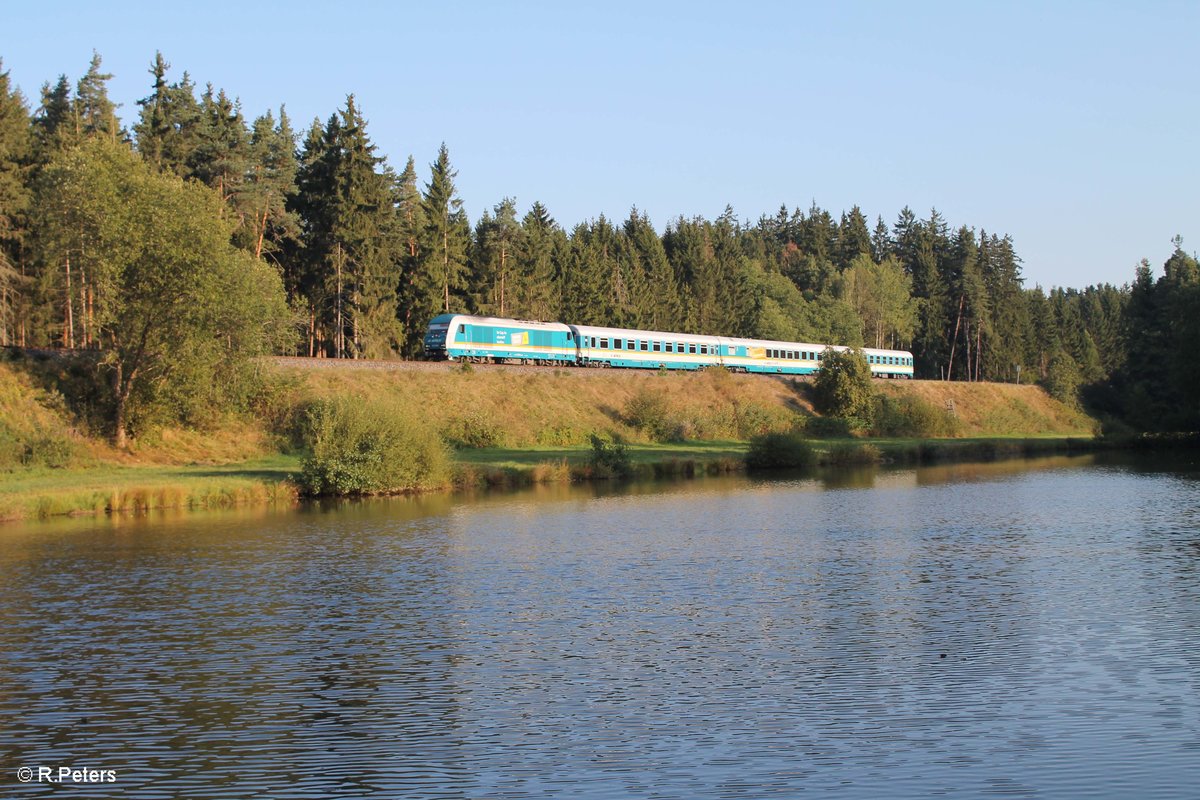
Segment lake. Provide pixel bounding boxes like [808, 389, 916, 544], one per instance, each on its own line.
[1, 452, 1198, 798]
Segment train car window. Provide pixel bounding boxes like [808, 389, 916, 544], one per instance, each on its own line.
[640, 341, 648, 351]
[567, 331, 573, 341]
[458, 324, 465, 333]
[652, 342, 661, 352]
[687, 343, 695, 354]
[600, 338, 608, 349]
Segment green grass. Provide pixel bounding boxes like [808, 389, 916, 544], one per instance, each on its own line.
[0, 454, 302, 522]
[451, 440, 749, 468]
[1, 435, 1107, 523]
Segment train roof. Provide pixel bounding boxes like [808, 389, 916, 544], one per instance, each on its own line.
[569, 323, 722, 342]
[431, 314, 571, 331]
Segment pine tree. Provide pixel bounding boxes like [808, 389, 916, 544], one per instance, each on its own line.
[32, 76, 76, 163]
[292, 99, 404, 357]
[472, 197, 522, 316]
[191, 86, 249, 206]
[943, 226, 989, 381]
[979, 233, 1029, 382]
[0, 60, 33, 345]
[394, 156, 427, 354]
[420, 143, 470, 316]
[836, 205, 872, 270]
[870, 215, 892, 263]
[623, 208, 682, 329]
[74, 51, 120, 143]
[244, 107, 299, 261]
[134, 55, 202, 177]
[511, 201, 563, 323]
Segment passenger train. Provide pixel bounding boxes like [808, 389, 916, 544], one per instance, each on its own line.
[423, 314, 914, 378]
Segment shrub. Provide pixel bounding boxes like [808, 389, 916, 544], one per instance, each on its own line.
[822, 442, 883, 466]
[298, 397, 451, 496]
[804, 416, 863, 438]
[587, 433, 632, 478]
[872, 393, 961, 438]
[734, 401, 787, 438]
[745, 432, 817, 471]
[624, 390, 683, 442]
[812, 348, 875, 423]
[536, 424, 585, 446]
[441, 411, 506, 448]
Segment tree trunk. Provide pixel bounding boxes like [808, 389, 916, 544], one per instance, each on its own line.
[255, 210, 268, 259]
[945, 294, 965, 381]
[64, 255, 74, 348]
[113, 361, 127, 450]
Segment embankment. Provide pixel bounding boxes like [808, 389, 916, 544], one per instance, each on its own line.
[1, 354, 1098, 521]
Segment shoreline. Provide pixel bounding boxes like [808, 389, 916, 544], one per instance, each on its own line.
[2, 434, 1161, 525]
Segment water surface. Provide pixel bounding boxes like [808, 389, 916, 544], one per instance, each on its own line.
[1, 453, 1198, 798]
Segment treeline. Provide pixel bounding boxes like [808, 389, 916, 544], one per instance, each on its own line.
[0, 52, 1196, 432]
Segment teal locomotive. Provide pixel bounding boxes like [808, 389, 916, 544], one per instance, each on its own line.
[424, 314, 914, 378]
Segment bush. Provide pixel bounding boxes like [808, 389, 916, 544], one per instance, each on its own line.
[734, 401, 789, 438]
[745, 432, 817, 471]
[624, 390, 683, 442]
[872, 393, 961, 438]
[822, 442, 883, 466]
[298, 397, 451, 496]
[812, 349, 875, 423]
[804, 416, 863, 438]
[587, 433, 632, 478]
[441, 411, 506, 448]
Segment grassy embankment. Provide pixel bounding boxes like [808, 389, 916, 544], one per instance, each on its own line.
[1, 356, 1098, 522]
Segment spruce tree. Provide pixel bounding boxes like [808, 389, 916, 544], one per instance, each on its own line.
[394, 156, 427, 354]
[511, 202, 563, 323]
[134, 56, 202, 178]
[419, 143, 470, 316]
[74, 51, 120, 143]
[0, 61, 32, 345]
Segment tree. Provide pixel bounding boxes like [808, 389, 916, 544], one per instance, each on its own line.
[244, 107, 299, 261]
[394, 156, 427, 354]
[511, 201, 563, 323]
[292, 98, 404, 358]
[420, 143, 470, 315]
[472, 197, 522, 316]
[133, 54, 202, 177]
[812, 347, 875, 422]
[838, 253, 916, 349]
[32, 139, 291, 446]
[622, 208, 682, 330]
[0, 60, 32, 346]
[74, 51, 120, 143]
[836, 205, 872, 270]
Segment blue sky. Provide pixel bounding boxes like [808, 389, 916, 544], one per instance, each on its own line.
[2, 1, 1196, 288]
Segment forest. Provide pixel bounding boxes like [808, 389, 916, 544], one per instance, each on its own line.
[0, 52, 1197, 437]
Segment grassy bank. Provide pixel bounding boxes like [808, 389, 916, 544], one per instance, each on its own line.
[1, 355, 1106, 522]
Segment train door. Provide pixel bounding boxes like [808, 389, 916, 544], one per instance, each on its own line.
[567, 326, 584, 365]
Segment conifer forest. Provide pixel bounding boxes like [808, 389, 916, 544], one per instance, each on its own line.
[0, 53, 1196, 432]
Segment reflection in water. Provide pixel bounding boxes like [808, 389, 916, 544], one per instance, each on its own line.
[1, 454, 1199, 798]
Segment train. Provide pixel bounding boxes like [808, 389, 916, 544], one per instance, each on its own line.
[423, 314, 914, 378]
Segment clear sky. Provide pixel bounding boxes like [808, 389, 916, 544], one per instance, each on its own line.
[2, 1, 1196, 289]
